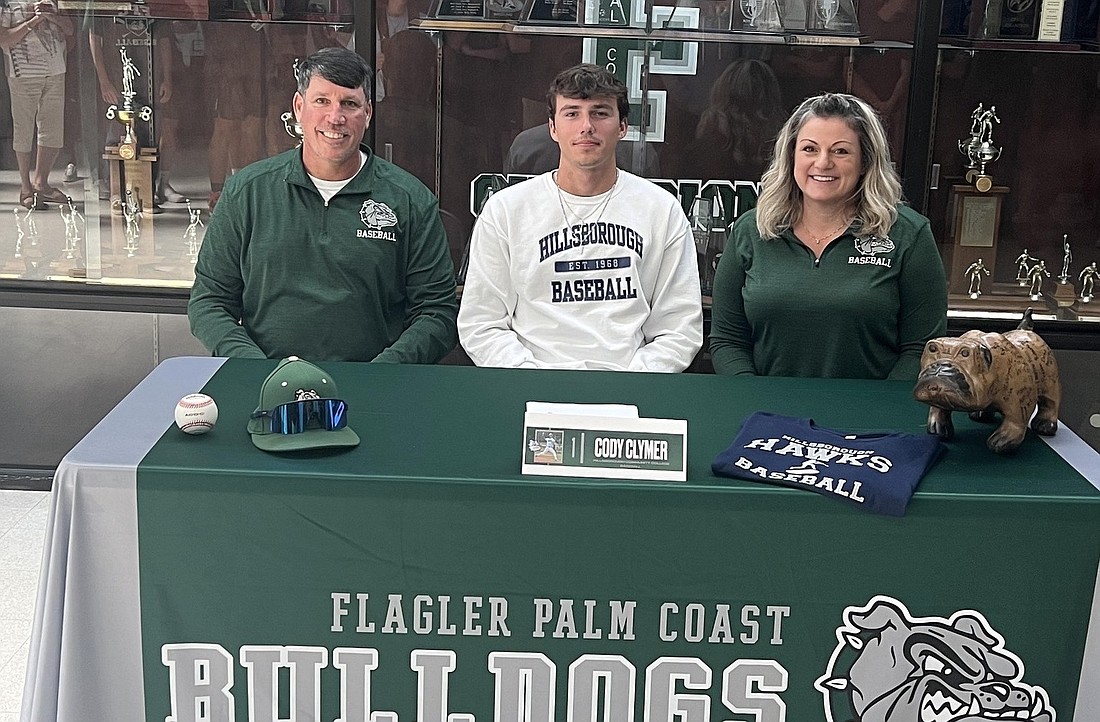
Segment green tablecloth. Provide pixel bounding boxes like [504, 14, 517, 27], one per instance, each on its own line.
[135, 361, 1098, 721]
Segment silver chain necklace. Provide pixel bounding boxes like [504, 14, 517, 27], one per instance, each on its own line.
[553, 170, 619, 228]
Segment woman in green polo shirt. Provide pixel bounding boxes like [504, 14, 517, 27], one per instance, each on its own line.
[709, 92, 947, 380]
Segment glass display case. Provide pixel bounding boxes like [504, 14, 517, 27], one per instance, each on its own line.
[1, 0, 1098, 333]
[0, 7, 350, 289]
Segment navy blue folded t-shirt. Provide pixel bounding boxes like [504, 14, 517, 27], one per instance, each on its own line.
[712, 412, 946, 516]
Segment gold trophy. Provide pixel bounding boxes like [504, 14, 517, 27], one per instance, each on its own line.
[104, 46, 158, 217]
[105, 48, 153, 161]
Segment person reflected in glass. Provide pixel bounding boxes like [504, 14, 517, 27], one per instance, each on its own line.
[1, 0, 73, 209]
[188, 47, 458, 363]
[687, 59, 785, 183]
[152, 19, 205, 205]
[203, 21, 264, 210]
[709, 92, 947, 379]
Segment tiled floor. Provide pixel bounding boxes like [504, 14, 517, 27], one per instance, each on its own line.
[0, 489, 49, 722]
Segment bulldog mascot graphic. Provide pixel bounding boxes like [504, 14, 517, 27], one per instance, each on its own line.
[816, 596, 1055, 722]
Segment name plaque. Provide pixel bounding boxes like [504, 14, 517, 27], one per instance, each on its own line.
[522, 404, 687, 482]
[522, 0, 579, 24]
[431, 0, 485, 18]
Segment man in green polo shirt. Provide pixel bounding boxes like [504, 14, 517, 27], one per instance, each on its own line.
[188, 47, 457, 363]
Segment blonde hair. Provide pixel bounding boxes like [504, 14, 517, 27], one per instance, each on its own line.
[755, 93, 902, 239]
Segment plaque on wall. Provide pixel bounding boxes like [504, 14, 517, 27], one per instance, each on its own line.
[430, 0, 486, 19]
[969, 0, 1037, 38]
[957, 192, 1000, 248]
[947, 185, 1007, 295]
[520, 0, 579, 24]
[967, 0, 1080, 44]
[946, 184, 1038, 310]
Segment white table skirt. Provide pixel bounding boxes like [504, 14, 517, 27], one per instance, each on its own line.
[21, 356, 225, 722]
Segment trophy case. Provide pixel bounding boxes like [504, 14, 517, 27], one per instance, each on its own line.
[0, 6, 351, 287]
[926, 48, 1100, 322]
[1, 0, 1099, 337]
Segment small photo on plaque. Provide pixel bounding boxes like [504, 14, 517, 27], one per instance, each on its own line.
[521, 0, 579, 23]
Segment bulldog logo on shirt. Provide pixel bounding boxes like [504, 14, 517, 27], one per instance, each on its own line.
[360, 200, 397, 229]
[817, 595, 1055, 722]
[357, 200, 398, 241]
[854, 234, 895, 256]
[850, 235, 895, 267]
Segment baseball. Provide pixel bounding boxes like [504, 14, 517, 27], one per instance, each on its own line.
[175, 393, 218, 435]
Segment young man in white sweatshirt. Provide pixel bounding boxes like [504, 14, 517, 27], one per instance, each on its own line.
[458, 63, 702, 372]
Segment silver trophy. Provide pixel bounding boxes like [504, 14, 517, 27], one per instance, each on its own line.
[800, 0, 859, 33]
[958, 104, 1001, 192]
[1014, 247, 1036, 286]
[60, 199, 85, 260]
[22, 193, 40, 247]
[281, 111, 303, 145]
[1079, 262, 1096, 303]
[12, 208, 24, 259]
[1028, 260, 1049, 301]
[814, 0, 839, 27]
[281, 59, 304, 146]
[1059, 235, 1072, 285]
[183, 202, 206, 262]
[965, 258, 990, 299]
[958, 104, 984, 179]
[123, 189, 142, 257]
[690, 195, 725, 296]
[739, 0, 782, 31]
[691, 197, 712, 294]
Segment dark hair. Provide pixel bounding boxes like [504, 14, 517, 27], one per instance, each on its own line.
[546, 63, 630, 122]
[295, 47, 374, 97]
[696, 59, 785, 170]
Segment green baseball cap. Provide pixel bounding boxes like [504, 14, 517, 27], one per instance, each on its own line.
[248, 357, 360, 452]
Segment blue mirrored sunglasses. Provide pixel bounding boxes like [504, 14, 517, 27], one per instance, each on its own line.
[251, 399, 348, 435]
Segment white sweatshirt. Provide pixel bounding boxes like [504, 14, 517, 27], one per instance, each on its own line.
[458, 171, 703, 371]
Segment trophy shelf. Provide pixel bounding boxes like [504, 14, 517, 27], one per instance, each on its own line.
[938, 37, 1087, 52]
[58, 0, 209, 18]
[415, 16, 901, 47]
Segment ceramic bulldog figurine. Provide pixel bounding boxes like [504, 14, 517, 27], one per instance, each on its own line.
[913, 309, 1061, 454]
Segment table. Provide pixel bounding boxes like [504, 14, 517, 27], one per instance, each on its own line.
[23, 357, 1100, 721]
